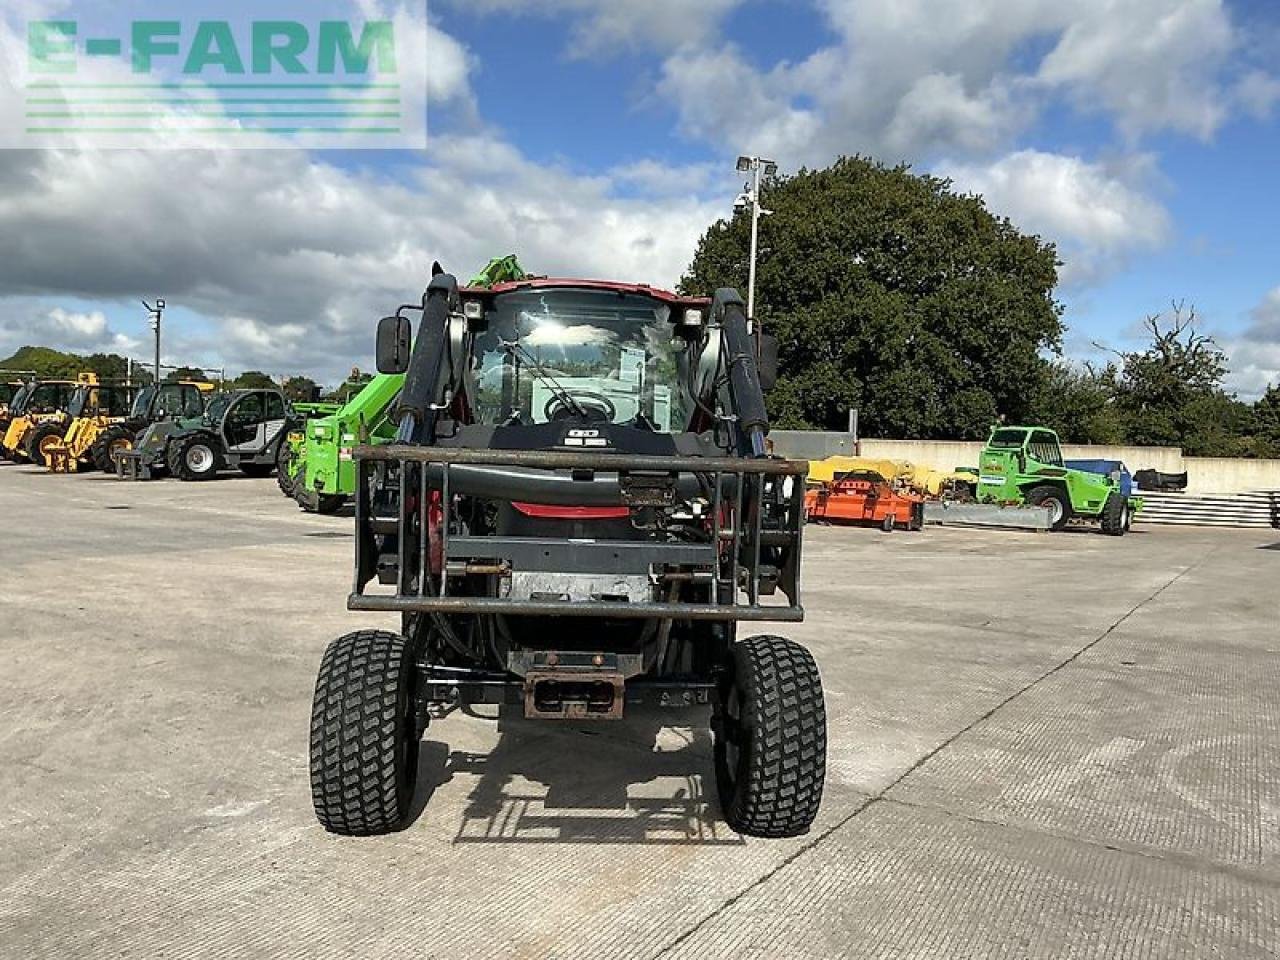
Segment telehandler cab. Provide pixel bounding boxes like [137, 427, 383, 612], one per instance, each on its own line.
[117, 387, 309, 481]
[43, 382, 139, 473]
[2, 376, 84, 465]
[92, 381, 213, 474]
[309, 268, 827, 839]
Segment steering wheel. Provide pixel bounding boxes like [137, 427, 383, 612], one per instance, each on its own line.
[544, 391, 616, 423]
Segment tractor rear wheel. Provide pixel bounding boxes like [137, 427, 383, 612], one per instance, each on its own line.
[1100, 493, 1129, 537]
[310, 630, 420, 836]
[168, 433, 222, 481]
[91, 426, 134, 473]
[27, 423, 65, 468]
[714, 635, 826, 838]
[1027, 485, 1072, 531]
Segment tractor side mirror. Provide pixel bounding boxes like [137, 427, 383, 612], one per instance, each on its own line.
[758, 333, 779, 392]
[376, 315, 412, 374]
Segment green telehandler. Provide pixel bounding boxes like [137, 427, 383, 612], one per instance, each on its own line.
[280, 255, 530, 513]
[974, 426, 1141, 535]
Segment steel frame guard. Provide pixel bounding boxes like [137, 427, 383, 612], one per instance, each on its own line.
[350, 444, 808, 622]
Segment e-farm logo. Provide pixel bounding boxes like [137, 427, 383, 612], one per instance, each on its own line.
[9, 6, 427, 149]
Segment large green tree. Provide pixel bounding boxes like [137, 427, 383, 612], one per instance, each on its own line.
[231, 370, 277, 390]
[680, 156, 1063, 437]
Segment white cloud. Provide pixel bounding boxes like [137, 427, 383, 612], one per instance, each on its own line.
[456, 0, 745, 56]
[1035, 0, 1234, 140]
[653, 0, 1250, 166]
[0, 305, 139, 357]
[1236, 70, 1280, 119]
[1222, 287, 1280, 399]
[0, 139, 724, 382]
[941, 150, 1171, 286]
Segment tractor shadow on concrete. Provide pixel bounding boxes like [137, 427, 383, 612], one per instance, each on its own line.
[405, 706, 742, 846]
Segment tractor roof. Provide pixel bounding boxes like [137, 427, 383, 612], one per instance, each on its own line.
[465, 276, 710, 307]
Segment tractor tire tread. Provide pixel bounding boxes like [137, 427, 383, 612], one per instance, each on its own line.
[91, 426, 133, 473]
[309, 630, 417, 836]
[1100, 492, 1127, 536]
[720, 635, 826, 838]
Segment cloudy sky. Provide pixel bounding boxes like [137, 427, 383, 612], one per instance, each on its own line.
[0, 0, 1277, 396]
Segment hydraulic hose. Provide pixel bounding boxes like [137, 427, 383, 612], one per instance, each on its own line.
[713, 288, 770, 457]
[396, 273, 457, 444]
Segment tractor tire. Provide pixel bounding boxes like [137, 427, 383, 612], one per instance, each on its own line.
[276, 441, 299, 498]
[1027, 484, 1072, 531]
[1100, 493, 1129, 537]
[239, 462, 275, 478]
[310, 630, 420, 836]
[91, 426, 134, 473]
[714, 635, 826, 838]
[168, 432, 223, 481]
[27, 423, 65, 468]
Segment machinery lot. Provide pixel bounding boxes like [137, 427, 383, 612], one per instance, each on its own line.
[2, 466, 1277, 958]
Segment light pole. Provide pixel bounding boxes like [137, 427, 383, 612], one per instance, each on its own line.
[734, 155, 777, 327]
[142, 299, 166, 384]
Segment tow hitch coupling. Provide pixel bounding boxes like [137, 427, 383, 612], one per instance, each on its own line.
[518, 651, 639, 720]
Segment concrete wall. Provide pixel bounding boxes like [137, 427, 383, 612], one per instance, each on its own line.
[1183, 458, 1280, 495]
[769, 431, 1280, 495]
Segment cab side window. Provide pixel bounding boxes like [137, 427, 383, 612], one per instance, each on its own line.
[181, 388, 205, 417]
[231, 393, 264, 423]
[264, 393, 286, 421]
[1029, 430, 1063, 467]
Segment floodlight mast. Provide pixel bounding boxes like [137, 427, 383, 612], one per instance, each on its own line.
[142, 298, 166, 384]
[734, 156, 775, 330]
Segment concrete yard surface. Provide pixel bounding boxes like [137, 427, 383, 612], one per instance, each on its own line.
[2, 464, 1278, 958]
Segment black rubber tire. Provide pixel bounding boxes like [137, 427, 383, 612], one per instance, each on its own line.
[881, 514, 895, 533]
[27, 423, 65, 468]
[291, 460, 347, 514]
[168, 432, 223, 481]
[276, 441, 299, 498]
[1100, 493, 1128, 536]
[714, 635, 827, 838]
[239, 462, 275, 478]
[310, 630, 420, 836]
[1027, 484, 1072, 531]
[91, 426, 134, 473]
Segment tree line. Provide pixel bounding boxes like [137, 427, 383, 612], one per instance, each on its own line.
[681, 155, 1278, 458]
[0, 345, 344, 403]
